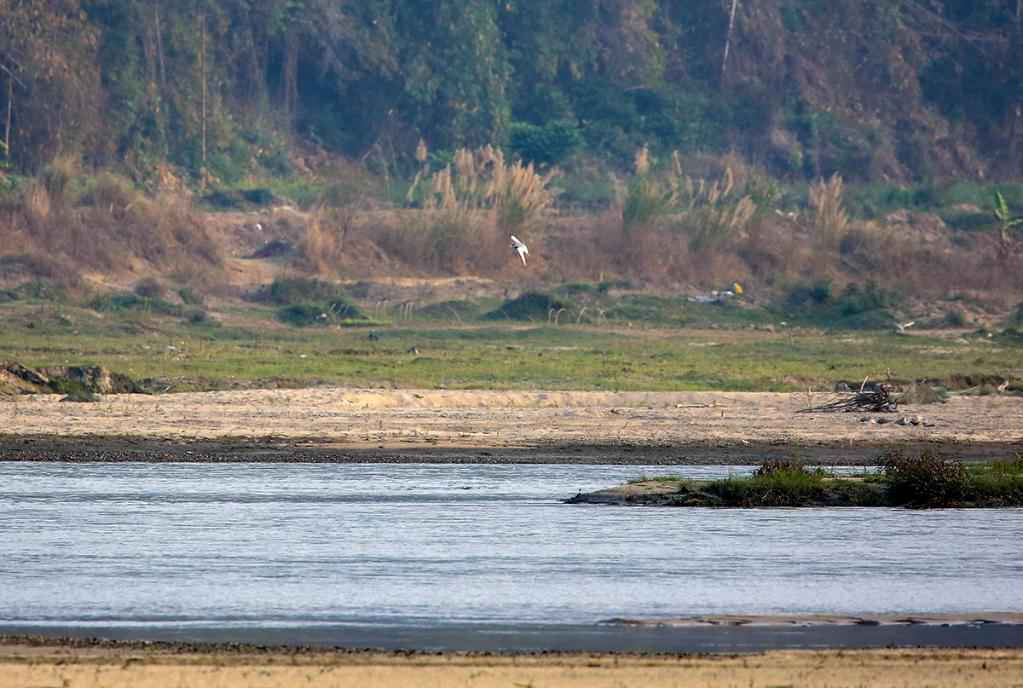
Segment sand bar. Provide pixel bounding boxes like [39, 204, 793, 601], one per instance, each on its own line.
[3, 639, 1023, 688]
[2, 389, 1022, 462]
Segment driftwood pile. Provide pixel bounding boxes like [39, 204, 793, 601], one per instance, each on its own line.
[798, 384, 897, 414]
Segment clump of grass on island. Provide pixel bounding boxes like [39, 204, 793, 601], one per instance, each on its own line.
[606, 454, 1023, 508]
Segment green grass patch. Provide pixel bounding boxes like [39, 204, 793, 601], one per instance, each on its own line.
[88, 292, 185, 317]
[2, 298, 1022, 392]
[608, 455, 1023, 508]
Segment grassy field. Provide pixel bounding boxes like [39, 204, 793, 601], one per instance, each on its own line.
[2, 294, 1022, 393]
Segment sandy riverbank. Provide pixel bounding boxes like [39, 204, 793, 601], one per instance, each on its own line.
[2, 388, 1021, 462]
[3, 639, 1023, 688]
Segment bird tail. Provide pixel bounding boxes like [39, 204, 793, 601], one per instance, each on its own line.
[520, 252, 527, 266]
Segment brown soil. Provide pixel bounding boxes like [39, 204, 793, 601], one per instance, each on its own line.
[2, 643, 1021, 688]
[1, 389, 1021, 463]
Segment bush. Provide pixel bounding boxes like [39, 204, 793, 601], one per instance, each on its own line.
[275, 298, 366, 327]
[186, 308, 218, 326]
[706, 462, 826, 507]
[89, 292, 183, 317]
[507, 121, 581, 166]
[944, 308, 968, 328]
[835, 281, 899, 317]
[133, 277, 165, 300]
[882, 451, 968, 507]
[178, 287, 205, 306]
[898, 383, 949, 405]
[251, 277, 350, 305]
[755, 459, 811, 477]
[1008, 303, 1023, 327]
[785, 280, 833, 308]
[483, 292, 567, 321]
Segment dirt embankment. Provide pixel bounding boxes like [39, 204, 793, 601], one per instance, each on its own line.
[1, 388, 1021, 463]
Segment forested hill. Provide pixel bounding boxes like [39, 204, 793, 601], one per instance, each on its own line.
[1, 0, 1021, 184]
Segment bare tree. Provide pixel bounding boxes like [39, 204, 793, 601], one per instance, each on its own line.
[721, 0, 739, 81]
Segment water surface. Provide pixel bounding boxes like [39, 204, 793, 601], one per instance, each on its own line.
[1, 463, 1021, 628]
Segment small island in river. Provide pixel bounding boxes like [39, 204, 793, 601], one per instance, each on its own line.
[566, 453, 1023, 508]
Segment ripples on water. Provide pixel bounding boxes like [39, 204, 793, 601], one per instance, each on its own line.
[1, 463, 1021, 627]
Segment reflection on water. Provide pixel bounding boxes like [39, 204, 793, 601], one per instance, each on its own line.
[0, 463, 1020, 627]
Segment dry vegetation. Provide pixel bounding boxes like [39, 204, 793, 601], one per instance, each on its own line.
[0, 156, 222, 290]
[377, 144, 557, 274]
[1, 149, 1022, 305]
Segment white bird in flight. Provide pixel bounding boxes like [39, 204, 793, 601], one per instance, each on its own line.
[895, 320, 915, 335]
[510, 235, 528, 266]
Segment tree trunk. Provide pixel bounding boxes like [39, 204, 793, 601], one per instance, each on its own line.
[200, 12, 208, 182]
[282, 31, 299, 126]
[155, 3, 166, 89]
[4, 74, 12, 161]
[721, 0, 739, 82]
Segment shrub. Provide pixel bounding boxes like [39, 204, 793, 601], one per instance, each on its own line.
[39, 155, 79, 198]
[275, 298, 366, 327]
[899, 383, 949, 405]
[754, 459, 811, 477]
[621, 146, 678, 232]
[178, 287, 205, 306]
[89, 292, 183, 317]
[483, 292, 567, 321]
[785, 279, 833, 308]
[77, 172, 138, 211]
[706, 463, 826, 507]
[943, 308, 968, 328]
[809, 173, 849, 250]
[133, 277, 165, 300]
[251, 277, 350, 305]
[1008, 303, 1023, 327]
[400, 145, 556, 272]
[881, 451, 968, 507]
[507, 121, 581, 166]
[297, 206, 354, 274]
[835, 281, 899, 317]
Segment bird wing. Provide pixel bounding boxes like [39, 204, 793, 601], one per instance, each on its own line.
[510, 235, 525, 249]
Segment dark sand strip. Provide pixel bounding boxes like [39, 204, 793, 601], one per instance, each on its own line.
[2, 436, 1021, 464]
[2, 620, 1022, 653]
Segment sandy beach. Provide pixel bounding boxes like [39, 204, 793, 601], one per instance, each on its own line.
[3, 639, 1023, 688]
[2, 388, 1022, 462]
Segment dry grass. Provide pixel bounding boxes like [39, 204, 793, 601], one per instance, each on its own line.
[297, 206, 355, 274]
[809, 173, 850, 251]
[393, 145, 556, 273]
[0, 167, 223, 286]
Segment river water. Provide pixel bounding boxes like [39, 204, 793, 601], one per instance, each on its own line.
[1, 462, 1021, 630]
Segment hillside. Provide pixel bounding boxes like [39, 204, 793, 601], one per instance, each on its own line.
[1, 0, 1022, 315]
[1, 1, 1021, 182]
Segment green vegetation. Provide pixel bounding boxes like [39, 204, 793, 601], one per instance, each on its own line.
[782, 280, 901, 330]
[483, 293, 568, 322]
[993, 191, 1023, 244]
[2, 1, 1021, 187]
[599, 455, 1023, 508]
[1, 294, 1022, 392]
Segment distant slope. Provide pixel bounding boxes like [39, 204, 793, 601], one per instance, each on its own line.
[0, 0, 1020, 182]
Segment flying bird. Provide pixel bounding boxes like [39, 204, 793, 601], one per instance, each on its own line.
[895, 321, 915, 335]
[510, 235, 528, 266]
